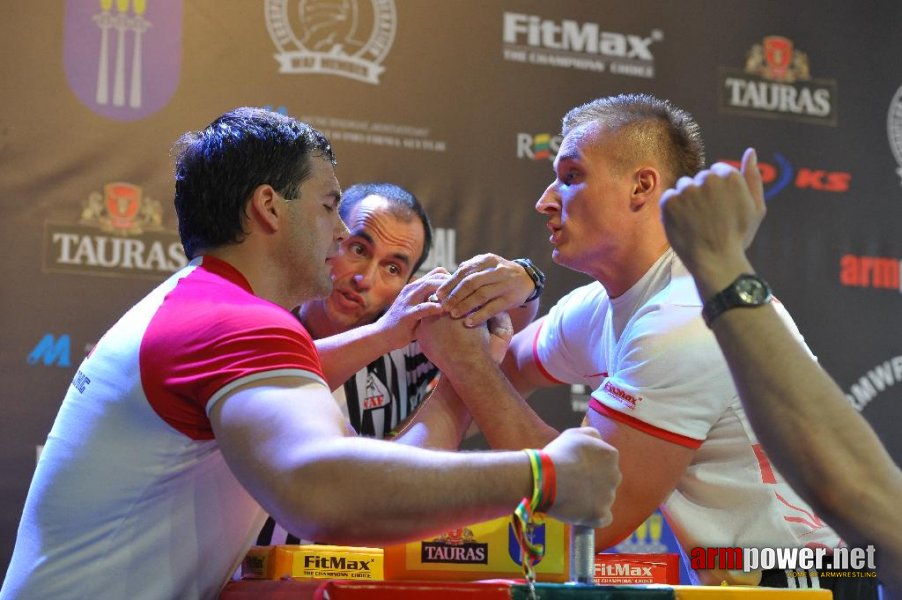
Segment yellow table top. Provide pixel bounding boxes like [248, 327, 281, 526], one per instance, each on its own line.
[672, 585, 831, 598]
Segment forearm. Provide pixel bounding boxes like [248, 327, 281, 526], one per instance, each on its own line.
[581, 408, 693, 551]
[393, 376, 472, 449]
[315, 322, 397, 389]
[509, 298, 540, 333]
[445, 358, 558, 450]
[713, 304, 902, 539]
[277, 438, 532, 546]
[697, 259, 902, 546]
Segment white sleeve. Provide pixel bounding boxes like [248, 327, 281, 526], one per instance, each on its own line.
[590, 300, 737, 445]
[534, 283, 609, 385]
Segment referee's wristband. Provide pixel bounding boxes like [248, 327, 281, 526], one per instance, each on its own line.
[513, 258, 546, 303]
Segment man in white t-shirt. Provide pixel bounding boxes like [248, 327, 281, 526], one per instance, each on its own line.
[428, 94, 871, 595]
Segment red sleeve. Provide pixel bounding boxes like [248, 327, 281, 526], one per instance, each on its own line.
[141, 276, 324, 440]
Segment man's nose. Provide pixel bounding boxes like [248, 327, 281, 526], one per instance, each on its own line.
[536, 181, 560, 214]
[352, 263, 376, 290]
[335, 215, 350, 242]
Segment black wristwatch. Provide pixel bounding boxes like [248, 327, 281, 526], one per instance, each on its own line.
[513, 258, 546, 303]
[701, 273, 772, 327]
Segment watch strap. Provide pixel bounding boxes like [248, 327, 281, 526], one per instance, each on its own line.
[702, 273, 772, 327]
[513, 258, 546, 303]
[701, 293, 732, 327]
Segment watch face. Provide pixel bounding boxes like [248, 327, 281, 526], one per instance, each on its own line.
[736, 277, 770, 303]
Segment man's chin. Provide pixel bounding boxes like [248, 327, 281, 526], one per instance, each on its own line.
[325, 295, 367, 328]
[551, 248, 580, 272]
[293, 280, 332, 309]
[314, 279, 334, 299]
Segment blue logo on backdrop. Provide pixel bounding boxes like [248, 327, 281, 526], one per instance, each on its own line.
[762, 153, 794, 200]
[721, 152, 851, 201]
[508, 521, 546, 565]
[28, 334, 72, 367]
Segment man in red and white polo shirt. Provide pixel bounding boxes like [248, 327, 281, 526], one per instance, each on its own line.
[1, 108, 620, 600]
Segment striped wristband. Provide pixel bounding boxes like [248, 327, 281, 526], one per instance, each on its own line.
[524, 449, 556, 514]
[512, 449, 557, 583]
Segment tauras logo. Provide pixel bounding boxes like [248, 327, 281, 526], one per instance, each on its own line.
[502, 12, 661, 78]
[421, 542, 488, 564]
[422, 527, 488, 564]
[43, 182, 187, 279]
[719, 36, 837, 126]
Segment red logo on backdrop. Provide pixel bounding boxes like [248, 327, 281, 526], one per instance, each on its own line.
[43, 180, 186, 279]
[762, 36, 793, 81]
[746, 35, 810, 84]
[422, 527, 488, 564]
[438, 528, 475, 546]
[719, 35, 834, 125]
[104, 183, 142, 230]
[79, 181, 163, 235]
[720, 152, 851, 200]
[839, 255, 901, 291]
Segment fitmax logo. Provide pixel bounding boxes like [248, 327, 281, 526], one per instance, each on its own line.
[503, 13, 658, 59]
[501, 13, 661, 78]
[28, 334, 71, 367]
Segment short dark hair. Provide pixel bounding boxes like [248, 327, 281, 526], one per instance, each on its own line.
[562, 93, 705, 185]
[173, 107, 336, 259]
[338, 182, 433, 275]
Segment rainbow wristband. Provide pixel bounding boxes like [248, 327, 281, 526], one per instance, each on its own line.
[524, 449, 556, 514]
[512, 449, 558, 583]
[538, 451, 556, 513]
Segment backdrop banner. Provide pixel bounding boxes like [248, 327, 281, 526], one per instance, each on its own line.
[2, 1, 900, 581]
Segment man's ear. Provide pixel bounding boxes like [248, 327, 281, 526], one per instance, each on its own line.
[248, 184, 281, 233]
[630, 166, 660, 211]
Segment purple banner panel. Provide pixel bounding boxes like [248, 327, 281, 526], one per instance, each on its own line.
[64, 0, 182, 121]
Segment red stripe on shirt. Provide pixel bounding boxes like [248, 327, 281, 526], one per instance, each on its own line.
[588, 398, 703, 449]
[777, 492, 826, 529]
[752, 443, 777, 484]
